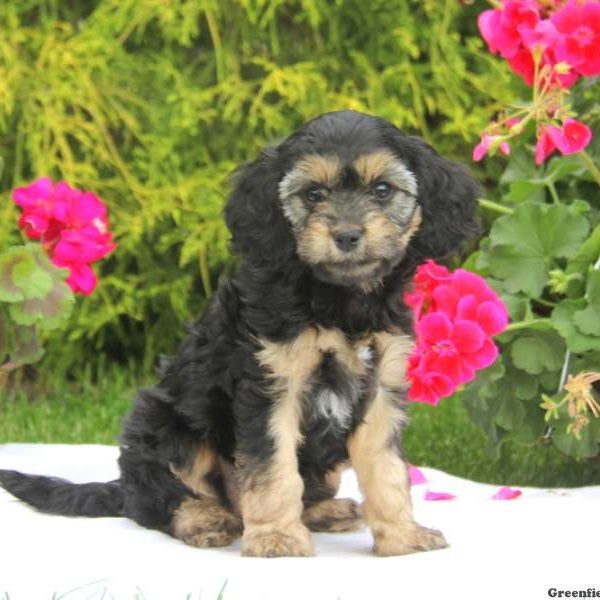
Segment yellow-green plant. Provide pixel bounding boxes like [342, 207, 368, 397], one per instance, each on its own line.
[0, 0, 516, 375]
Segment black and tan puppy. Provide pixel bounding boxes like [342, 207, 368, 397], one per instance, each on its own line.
[0, 111, 478, 557]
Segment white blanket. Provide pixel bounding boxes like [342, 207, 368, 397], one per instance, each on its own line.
[0, 444, 597, 600]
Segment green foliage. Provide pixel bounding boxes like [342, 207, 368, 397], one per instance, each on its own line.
[466, 119, 600, 460]
[0, 244, 73, 374]
[0, 0, 515, 375]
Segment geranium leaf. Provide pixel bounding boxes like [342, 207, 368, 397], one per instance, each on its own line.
[499, 149, 543, 186]
[572, 270, 600, 336]
[510, 332, 565, 375]
[9, 280, 74, 331]
[513, 368, 539, 400]
[551, 417, 600, 459]
[504, 181, 545, 204]
[505, 403, 546, 444]
[552, 299, 600, 352]
[11, 254, 54, 300]
[0, 250, 26, 302]
[487, 202, 590, 296]
[566, 223, 600, 276]
[494, 393, 526, 431]
[10, 326, 44, 365]
[545, 155, 586, 183]
[0, 309, 8, 360]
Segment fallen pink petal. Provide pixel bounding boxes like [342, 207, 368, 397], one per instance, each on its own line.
[424, 490, 456, 501]
[408, 465, 427, 486]
[492, 487, 523, 500]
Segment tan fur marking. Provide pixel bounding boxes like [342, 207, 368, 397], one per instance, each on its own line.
[302, 498, 364, 532]
[399, 206, 422, 247]
[297, 216, 335, 265]
[363, 213, 402, 257]
[348, 331, 447, 556]
[372, 331, 413, 389]
[170, 445, 218, 499]
[296, 154, 341, 187]
[171, 496, 242, 548]
[353, 151, 396, 184]
[241, 329, 368, 556]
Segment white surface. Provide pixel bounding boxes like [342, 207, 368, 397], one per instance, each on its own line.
[0, 443, 598, 600]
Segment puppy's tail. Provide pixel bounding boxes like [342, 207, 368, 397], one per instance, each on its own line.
[0, 469, 124, 517]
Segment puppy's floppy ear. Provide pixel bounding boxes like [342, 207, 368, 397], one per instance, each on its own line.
[224, 147, 295, 265]
[392, 135, 480, 261]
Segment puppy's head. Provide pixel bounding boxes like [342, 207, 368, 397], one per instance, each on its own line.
[225, 111, 479, 286]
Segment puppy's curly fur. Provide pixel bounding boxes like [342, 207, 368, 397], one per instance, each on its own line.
[0, 111, 478, 557]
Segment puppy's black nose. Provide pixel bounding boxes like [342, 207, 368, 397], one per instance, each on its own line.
[333, 227, 363, 252]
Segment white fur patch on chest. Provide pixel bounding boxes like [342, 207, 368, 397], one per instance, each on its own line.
[314, 388, 354, 430]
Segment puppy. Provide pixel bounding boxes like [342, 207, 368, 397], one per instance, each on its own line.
[0, 111, 478, 557]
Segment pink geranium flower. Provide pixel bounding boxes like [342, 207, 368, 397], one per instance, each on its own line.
[478, 1, 541, 60]
[472, 134, 511, 162]
[535, 125, 559, 164]
[546, 118, 592, 154]
[551, 0, 600, 76]
[12, 178, 116, 295]
[492, 486, 523, 500]
[424, 490, 456, 501]
[406, 262, 508, 404]
[535, 119, 592, 164]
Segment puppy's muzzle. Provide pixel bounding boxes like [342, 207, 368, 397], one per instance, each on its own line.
[332, 225, 364, 253]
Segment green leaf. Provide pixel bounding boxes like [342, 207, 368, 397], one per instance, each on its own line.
[494, 392, 526, 431]
[513, 369, 539, 400]
[9, 281, 74, 331]
[545, 155, 586, 183]
[486, 202, 590, 297]
[12, 254, 54, 300]
[461, 359, 506, 439]
[552, 299, 600, 352]
[551, 417, 600, 459]
[505, 402, 546, 445]
[504, 181, 545, 204]
[500, 149, 543, 186]
[10, 326, 44, 366]
[567, 222, 600, 276]
[573, 270, 600, 335]
[510, 332, 565, 375]
[0, 309, 8, 361]
[0, 250, 26, 303]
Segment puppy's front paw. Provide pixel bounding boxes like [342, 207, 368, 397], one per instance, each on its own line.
[373, 523, 448, 557]
[242, 523, 314, 557]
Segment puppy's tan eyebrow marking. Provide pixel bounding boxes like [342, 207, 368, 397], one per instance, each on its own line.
[353, 151, 418, 196]
[296, 154, 341, 187]
[353, 151, 396, 185]
[279, 155, 341, 199]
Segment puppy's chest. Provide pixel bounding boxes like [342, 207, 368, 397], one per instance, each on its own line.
[257, 327, 411, 437]
[301, 344, 374, 434]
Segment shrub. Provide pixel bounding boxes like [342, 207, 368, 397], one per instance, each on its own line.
[0, 0, 516, 375]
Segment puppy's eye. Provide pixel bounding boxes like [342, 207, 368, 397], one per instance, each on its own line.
[304, 186, 325, 204]
[372, 181, 393, 200]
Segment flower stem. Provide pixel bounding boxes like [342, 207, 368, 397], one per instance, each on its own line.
[503, 318, 551, 332]
[579, 151, 600, 188]
[478, 198, 514, 215]
[547, 180, 560, 204]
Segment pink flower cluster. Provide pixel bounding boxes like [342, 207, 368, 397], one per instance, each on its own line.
[479, 0, 600, 87]
[474, 0, 598, 163]
[405, 261, 509, 405]
[12, 178, 116, 295]
[535, 117, 592, 163]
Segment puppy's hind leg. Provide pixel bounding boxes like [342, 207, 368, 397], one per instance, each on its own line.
[301, 466, 364, 533]
[170, 446, 242, 548]
[303, 498, 364, 533]
[170, 495, 242, 548]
